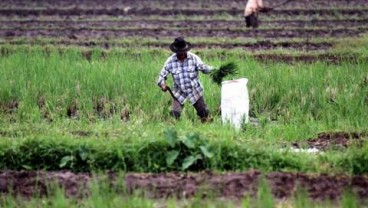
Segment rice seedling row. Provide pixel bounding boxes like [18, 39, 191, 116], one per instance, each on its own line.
[0, 0, 367, 206]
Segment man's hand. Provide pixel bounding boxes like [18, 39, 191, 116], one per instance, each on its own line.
[161, 83, 168, 92]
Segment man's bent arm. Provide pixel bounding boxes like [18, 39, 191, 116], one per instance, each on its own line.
[193, 55, 213, 74]
[157, 65, 170, 87]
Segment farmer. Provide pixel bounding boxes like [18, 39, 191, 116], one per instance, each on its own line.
[244, 0, 265, 28]
[157, 37, 213, 122]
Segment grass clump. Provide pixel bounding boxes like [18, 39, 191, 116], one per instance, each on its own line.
[210, 62, 238, 85]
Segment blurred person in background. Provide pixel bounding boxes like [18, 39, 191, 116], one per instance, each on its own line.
[244, 0, 270, 28]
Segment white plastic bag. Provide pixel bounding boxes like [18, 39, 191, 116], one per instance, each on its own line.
[221, 78, 250, 129]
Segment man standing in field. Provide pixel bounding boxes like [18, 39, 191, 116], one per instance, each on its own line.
[157, 37, 213, 122]
[244, 0, 265, 28]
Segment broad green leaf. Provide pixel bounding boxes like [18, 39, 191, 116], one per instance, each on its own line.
[21, 165, 32, 170]
[200, 145, 213, 158]
[166, 150, 180, 166]
[78, 146, 89, 161]
[165, 129, 178, 147]
[181, 154, 202, 170]
[59, 155, 73, 168]
[79, 152, 88, 161]
[182, 133, 199, 149]
[182, 156, 196, 170]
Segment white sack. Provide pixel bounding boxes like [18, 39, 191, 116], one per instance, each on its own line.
[221, 78, 250, 129]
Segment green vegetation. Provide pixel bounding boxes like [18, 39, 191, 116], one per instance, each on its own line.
[0, 125, 367, 174]
[0, 0, 368, 204]
[0, 46, 367, 125]
[0, 46, 367, 174]
[333, 34, 368, 54]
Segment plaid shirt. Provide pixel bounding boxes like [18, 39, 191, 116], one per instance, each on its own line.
[157, 52, 213, 105]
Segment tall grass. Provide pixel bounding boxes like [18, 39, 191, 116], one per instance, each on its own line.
[0, 46, 367, 173]
[0, 46, 367, 129]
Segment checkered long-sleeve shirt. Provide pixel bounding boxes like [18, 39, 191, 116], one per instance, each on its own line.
[157, 52, 213, 105]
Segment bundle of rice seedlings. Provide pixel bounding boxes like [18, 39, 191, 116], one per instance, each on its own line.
[210, 62, 238, 85]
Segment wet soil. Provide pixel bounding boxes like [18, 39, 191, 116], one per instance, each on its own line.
[292, 132, 368, 150]
[0, 8, 367, 17]
[0, 1, 366, 66]
[0, 40, 333, 51]
[2, 19, 366, 30]
[2, 27, 367, 39]
[0, 0, 367, 52]
[1, 0, 368, 10]
[0, 100, 18, 114]
[1, 170, 368, 201]
[70, 130, 94, 137]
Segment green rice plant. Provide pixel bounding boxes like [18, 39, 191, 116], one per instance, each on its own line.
[256, 178, 274, 208]
[0, 45, 367, 174]
[210, 62, 238, 85]
[341, 190, 359, 208]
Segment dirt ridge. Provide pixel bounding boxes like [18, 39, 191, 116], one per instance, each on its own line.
[1, 170, 368, 201]
[1, 8, 368, 17]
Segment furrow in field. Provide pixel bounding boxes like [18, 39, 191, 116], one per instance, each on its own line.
[0, 8, 367, 17]
[1, 0, 367, 10]
[1, 27, 367, 39]
[0, 40, 333, 51]
[1, 170, 368, 201]
[0, 19, 366, 29]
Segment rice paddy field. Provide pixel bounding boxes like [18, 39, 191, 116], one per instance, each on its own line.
[0, 0, 368, 207]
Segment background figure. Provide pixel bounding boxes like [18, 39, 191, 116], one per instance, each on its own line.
[244, 0, 264, 28]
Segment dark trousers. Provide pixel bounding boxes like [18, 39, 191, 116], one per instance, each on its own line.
[170, 96, 210, 121]
[245, 13, 259, 28]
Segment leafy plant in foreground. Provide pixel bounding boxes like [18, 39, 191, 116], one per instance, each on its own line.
[164, 128, 213, 171]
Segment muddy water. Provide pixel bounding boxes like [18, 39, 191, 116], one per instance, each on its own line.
[305, 132, 367, 150]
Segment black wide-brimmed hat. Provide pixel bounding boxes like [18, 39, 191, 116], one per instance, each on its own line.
[170, 37, 192, 53]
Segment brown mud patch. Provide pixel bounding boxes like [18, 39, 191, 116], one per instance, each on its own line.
[1, 40, 333, 51]
[37, 96, 52, 121]
[0, 100, 18, 114]
[92, 96, 130, 121]
[1, 170, 368, 201]
[1, 27, 367, 39]
[293, 132, 368, 151]
[1, 19, 366, 29]
[66, 99, 79, 118]
[0, 8, 367, 17]
[70, 130, 94, 137]
[1, 0, 368, 10]
[0, 171, 90, 198]
[93, 96, 116, 119]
